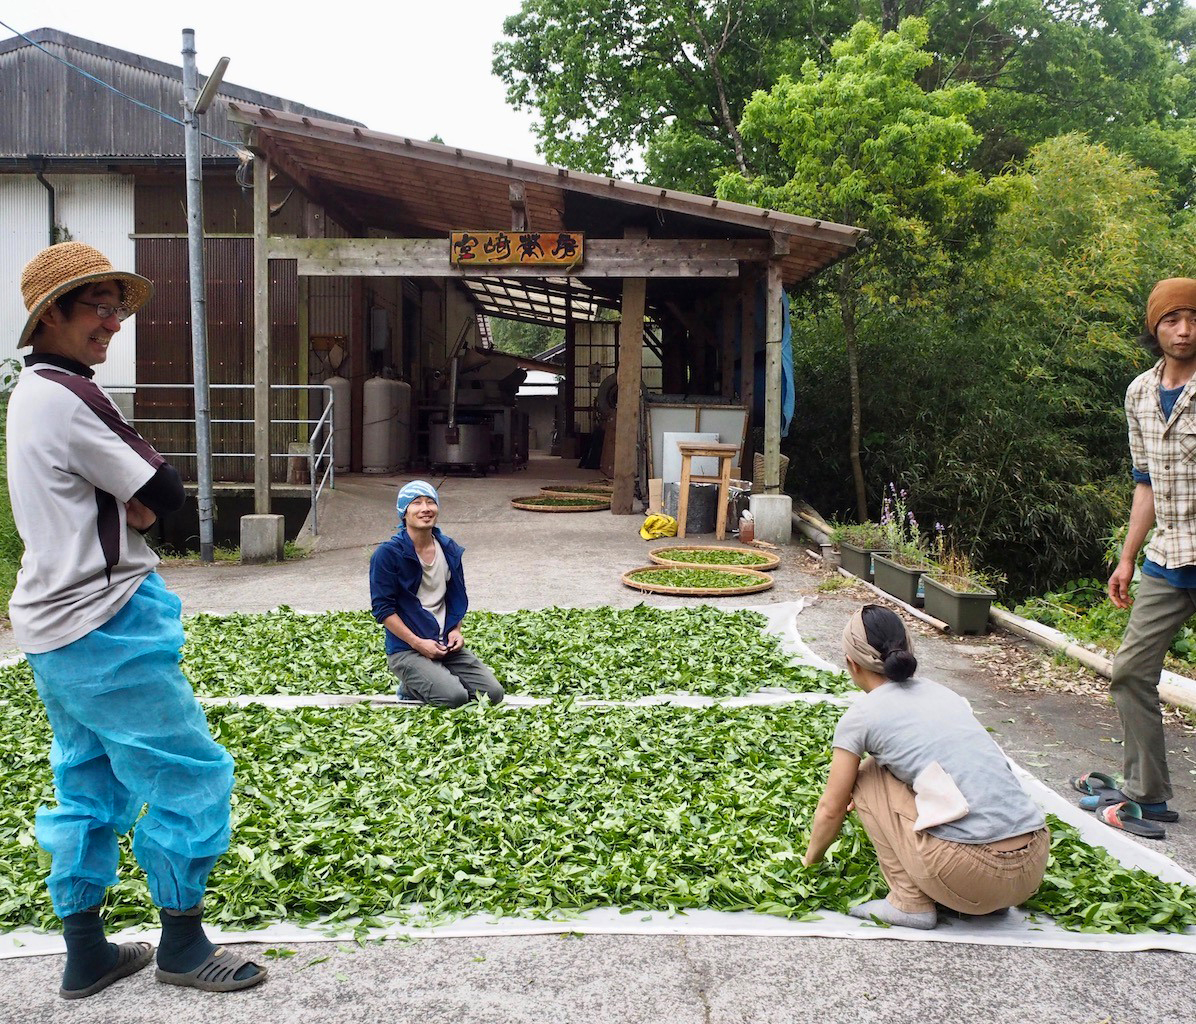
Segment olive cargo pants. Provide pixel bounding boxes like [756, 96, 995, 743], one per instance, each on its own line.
[1110, 572, 1192, 804]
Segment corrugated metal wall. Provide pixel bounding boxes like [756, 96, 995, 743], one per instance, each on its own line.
[134, 237, 298, 482]
[0, 173, 136, 386]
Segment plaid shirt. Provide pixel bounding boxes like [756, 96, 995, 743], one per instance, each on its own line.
[1126, 360, 1196, 568]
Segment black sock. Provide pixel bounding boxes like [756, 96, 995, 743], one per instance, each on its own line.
[157, 907, 258, 981]
[61, 911, 118, 992]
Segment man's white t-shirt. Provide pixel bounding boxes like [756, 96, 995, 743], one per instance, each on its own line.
[6, 361, 162, 653]
[416, 539, 449, 635]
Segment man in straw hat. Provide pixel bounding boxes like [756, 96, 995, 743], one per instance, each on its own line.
[6, 242, 266, 996]
[1076, 279, 1196, 838]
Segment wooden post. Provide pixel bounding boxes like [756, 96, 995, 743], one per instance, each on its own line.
[739, 271, 757, 476]
[612, 227, 648, 514]
[349, 279, 366, 472]
[763, 259, 783, 494]
[253, 153, 271, 513]
[721, 293, 736, 400]
[297, 276, 309, 437]
[564, 281, 575, 448]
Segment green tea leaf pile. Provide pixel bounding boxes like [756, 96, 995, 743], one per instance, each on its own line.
[3, 602, 1195, 940]
[656, 549, 773, 567]
[627, 568, 763, 589]
[2, 680, 1195, 936]
[180, 605, 850, 698]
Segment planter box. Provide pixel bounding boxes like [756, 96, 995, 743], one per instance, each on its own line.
[873, 553, 929, 607]
[923, 574, 995, 635]
[839, 541, 887, 582]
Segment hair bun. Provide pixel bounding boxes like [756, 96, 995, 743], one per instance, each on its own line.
[883, 648, 918, 682]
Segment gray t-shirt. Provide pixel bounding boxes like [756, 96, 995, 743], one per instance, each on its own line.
[832, 677, 1045, 844]
[416, 539, 449, 634]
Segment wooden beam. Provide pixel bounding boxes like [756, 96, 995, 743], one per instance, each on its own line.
[253, 153, 271, 513]
[510, 183, 528, 231]
[294, 257, 739, 279]
[762, 259, 784, 494]
[268, 236, 770, 261]
[265, 237, 760, 279]
[612, 227, 648, 515]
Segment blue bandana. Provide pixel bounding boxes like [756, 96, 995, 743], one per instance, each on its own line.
[396, 480, 440, 525]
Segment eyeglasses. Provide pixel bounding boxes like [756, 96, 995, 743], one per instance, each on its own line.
[74, 301, 133, 321]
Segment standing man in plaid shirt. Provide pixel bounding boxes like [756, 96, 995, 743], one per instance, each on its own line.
[1093, 279, 1196, 836]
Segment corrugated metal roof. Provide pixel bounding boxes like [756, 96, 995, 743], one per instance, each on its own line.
[0, 28, 361, 161]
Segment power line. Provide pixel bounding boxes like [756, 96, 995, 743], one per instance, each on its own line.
[0, 20, 243, 152]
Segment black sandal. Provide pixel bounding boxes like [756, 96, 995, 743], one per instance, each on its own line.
[60, 941, 155, 1000]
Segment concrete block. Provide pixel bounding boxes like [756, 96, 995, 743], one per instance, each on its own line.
[750, 494, 793, 545]
[241, 514, 285, 564]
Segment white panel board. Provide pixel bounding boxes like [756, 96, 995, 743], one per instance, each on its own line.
[0, 174, 135, 386]
[0, 176, 49, 368]
[661, 431, 720, 483]
[52, 175, 137, 389]
[647, 403, 748, 479]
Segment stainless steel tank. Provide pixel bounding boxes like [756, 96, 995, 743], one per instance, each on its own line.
[429, 416, 492, 470]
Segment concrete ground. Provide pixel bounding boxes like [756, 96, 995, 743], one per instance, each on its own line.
[2, 457, 1194, 1024]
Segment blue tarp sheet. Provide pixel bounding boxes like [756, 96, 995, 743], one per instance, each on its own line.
[737, 284, 795, 437]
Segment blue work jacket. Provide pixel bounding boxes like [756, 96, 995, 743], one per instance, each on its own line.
[369, 527, 468, 655]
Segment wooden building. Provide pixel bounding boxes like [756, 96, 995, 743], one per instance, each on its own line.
[226, 105, 867, 514]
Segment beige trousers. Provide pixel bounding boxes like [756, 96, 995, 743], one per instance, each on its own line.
[851, 758, 1050, 915]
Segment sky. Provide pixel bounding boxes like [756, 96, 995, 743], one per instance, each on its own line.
[0, 1, 544, 162]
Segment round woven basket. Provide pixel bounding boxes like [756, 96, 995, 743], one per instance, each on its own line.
[621, 565, 774, 596]
[539, 483, 615, 498]
[511, 495, 611, 512]
[648, 545, 781, 571]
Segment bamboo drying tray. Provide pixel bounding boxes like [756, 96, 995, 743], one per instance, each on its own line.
[511, 495, 612, 512]
[539, 483, 615, 498]
[648, 545, 781, 571]
[621, 565, 774, 596]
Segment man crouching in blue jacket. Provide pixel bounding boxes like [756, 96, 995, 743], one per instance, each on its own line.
[369, 480, 504, 706]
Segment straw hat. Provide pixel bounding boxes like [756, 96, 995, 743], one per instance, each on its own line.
[18, 242, 153, 348]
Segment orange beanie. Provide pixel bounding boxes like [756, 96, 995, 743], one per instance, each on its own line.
[1146, 278, 1196, 332]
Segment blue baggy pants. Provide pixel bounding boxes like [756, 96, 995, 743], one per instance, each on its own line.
[27, 573, 234, 918]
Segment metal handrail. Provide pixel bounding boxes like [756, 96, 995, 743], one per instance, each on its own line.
[107, 383, 334, 536]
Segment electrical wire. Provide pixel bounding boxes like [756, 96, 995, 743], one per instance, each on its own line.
[0, 20, 243, 152]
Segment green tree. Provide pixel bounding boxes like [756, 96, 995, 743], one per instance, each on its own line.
[496, 2, 1196, 206]
[919, 1, 1196, 208]
[488, 318, 563, 359]
[718, 18, 1008, 519]
[785, 135, 1196, 595]
[493, 0, 852, 188]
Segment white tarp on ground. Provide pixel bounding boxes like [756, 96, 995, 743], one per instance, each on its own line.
[2, 601, 1194, 958]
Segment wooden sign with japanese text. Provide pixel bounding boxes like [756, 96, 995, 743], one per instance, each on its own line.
[449, 231, 584, 267]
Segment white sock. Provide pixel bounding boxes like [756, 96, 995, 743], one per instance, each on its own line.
[849, 897, 937, 930]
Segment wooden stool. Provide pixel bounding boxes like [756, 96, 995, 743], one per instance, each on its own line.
[676, 441, 740, 540]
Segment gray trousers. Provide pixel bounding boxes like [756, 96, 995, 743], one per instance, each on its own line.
[1109, 572, 1192, 803]
[387, 647, 504, 707]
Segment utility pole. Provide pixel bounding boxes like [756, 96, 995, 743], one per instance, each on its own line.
[181, 29, 228, 562]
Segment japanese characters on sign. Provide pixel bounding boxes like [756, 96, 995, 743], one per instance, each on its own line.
[450, 231, 584, 267]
